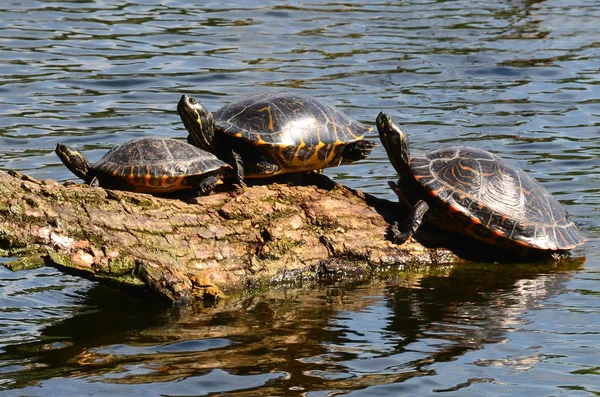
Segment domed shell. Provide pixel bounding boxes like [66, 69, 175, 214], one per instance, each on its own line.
[94, 137, 230, 192]
[409, 146, 584, 250]
[213, 91, 371, 147]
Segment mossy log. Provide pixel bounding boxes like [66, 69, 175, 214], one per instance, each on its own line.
[0, 170, 460, 302]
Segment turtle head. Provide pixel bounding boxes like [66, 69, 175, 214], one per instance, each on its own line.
[177, 95, 216, 152]
[55, 143, 93, 182]
[376, 112, 410, 175]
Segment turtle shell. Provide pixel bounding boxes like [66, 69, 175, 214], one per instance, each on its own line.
[407, 146, 584, 250]
[93, 137, 230, 193]
[213, 91, 372, 170]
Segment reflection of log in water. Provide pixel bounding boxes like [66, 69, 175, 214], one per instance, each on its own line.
[0, 170, 459, 302]
[0, 261, 583, 391]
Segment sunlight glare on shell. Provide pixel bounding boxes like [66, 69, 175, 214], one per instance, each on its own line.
[279, 116, 319, 145]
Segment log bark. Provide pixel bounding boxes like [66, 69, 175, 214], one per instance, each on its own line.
[0, 170, 460, 302]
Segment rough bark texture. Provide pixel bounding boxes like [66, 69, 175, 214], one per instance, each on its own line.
[0, 170, 459, 302]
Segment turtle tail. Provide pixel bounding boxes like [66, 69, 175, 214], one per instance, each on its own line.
[55, 143, 93, 182]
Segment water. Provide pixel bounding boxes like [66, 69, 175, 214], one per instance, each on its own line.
[1, 0, 599, 395]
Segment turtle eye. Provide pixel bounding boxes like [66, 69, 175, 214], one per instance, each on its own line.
[189, 97, 197, 105]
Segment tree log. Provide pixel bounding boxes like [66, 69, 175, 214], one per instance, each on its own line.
[0, 170, 460, 302]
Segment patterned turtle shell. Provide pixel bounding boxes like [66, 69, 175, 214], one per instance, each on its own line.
[405, 146, 584, 250]
[56, 137, 231, 195]
[213, 91, 373, 172]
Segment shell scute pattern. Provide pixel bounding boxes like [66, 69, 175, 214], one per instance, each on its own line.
[94, 137, 229, 192]
[214, 91, 369, 147]
[409, 146, 582, 250]
[98, 139, 221, 176]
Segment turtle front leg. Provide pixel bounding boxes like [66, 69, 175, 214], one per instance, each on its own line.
[387, 200, 430, 245]
[230, 150, 246, 189]
[196, 175, 220, 196]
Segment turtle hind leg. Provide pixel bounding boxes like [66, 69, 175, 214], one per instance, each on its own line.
[341, 139, 376, 163]
[387, 200, 430, 244]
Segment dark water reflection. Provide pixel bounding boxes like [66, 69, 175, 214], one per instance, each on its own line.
[1, 0, 599, 395]
[1, 260, 597, 396]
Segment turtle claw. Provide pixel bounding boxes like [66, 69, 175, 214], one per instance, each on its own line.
[386, 221, 409, 245]
[234, 180, 247, 193]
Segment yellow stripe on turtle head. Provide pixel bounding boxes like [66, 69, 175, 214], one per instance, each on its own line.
[55, 143, 92, 181]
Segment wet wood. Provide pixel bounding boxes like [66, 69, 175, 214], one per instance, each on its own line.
[0, 170, 459, 302]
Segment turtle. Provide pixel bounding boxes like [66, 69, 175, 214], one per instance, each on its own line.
[376, 112, 585, 251]
[55, 136, 234, 196]
[177, 91, 376, 185]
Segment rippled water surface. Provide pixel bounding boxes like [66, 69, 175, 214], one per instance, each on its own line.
[1, 0, 599, 395]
